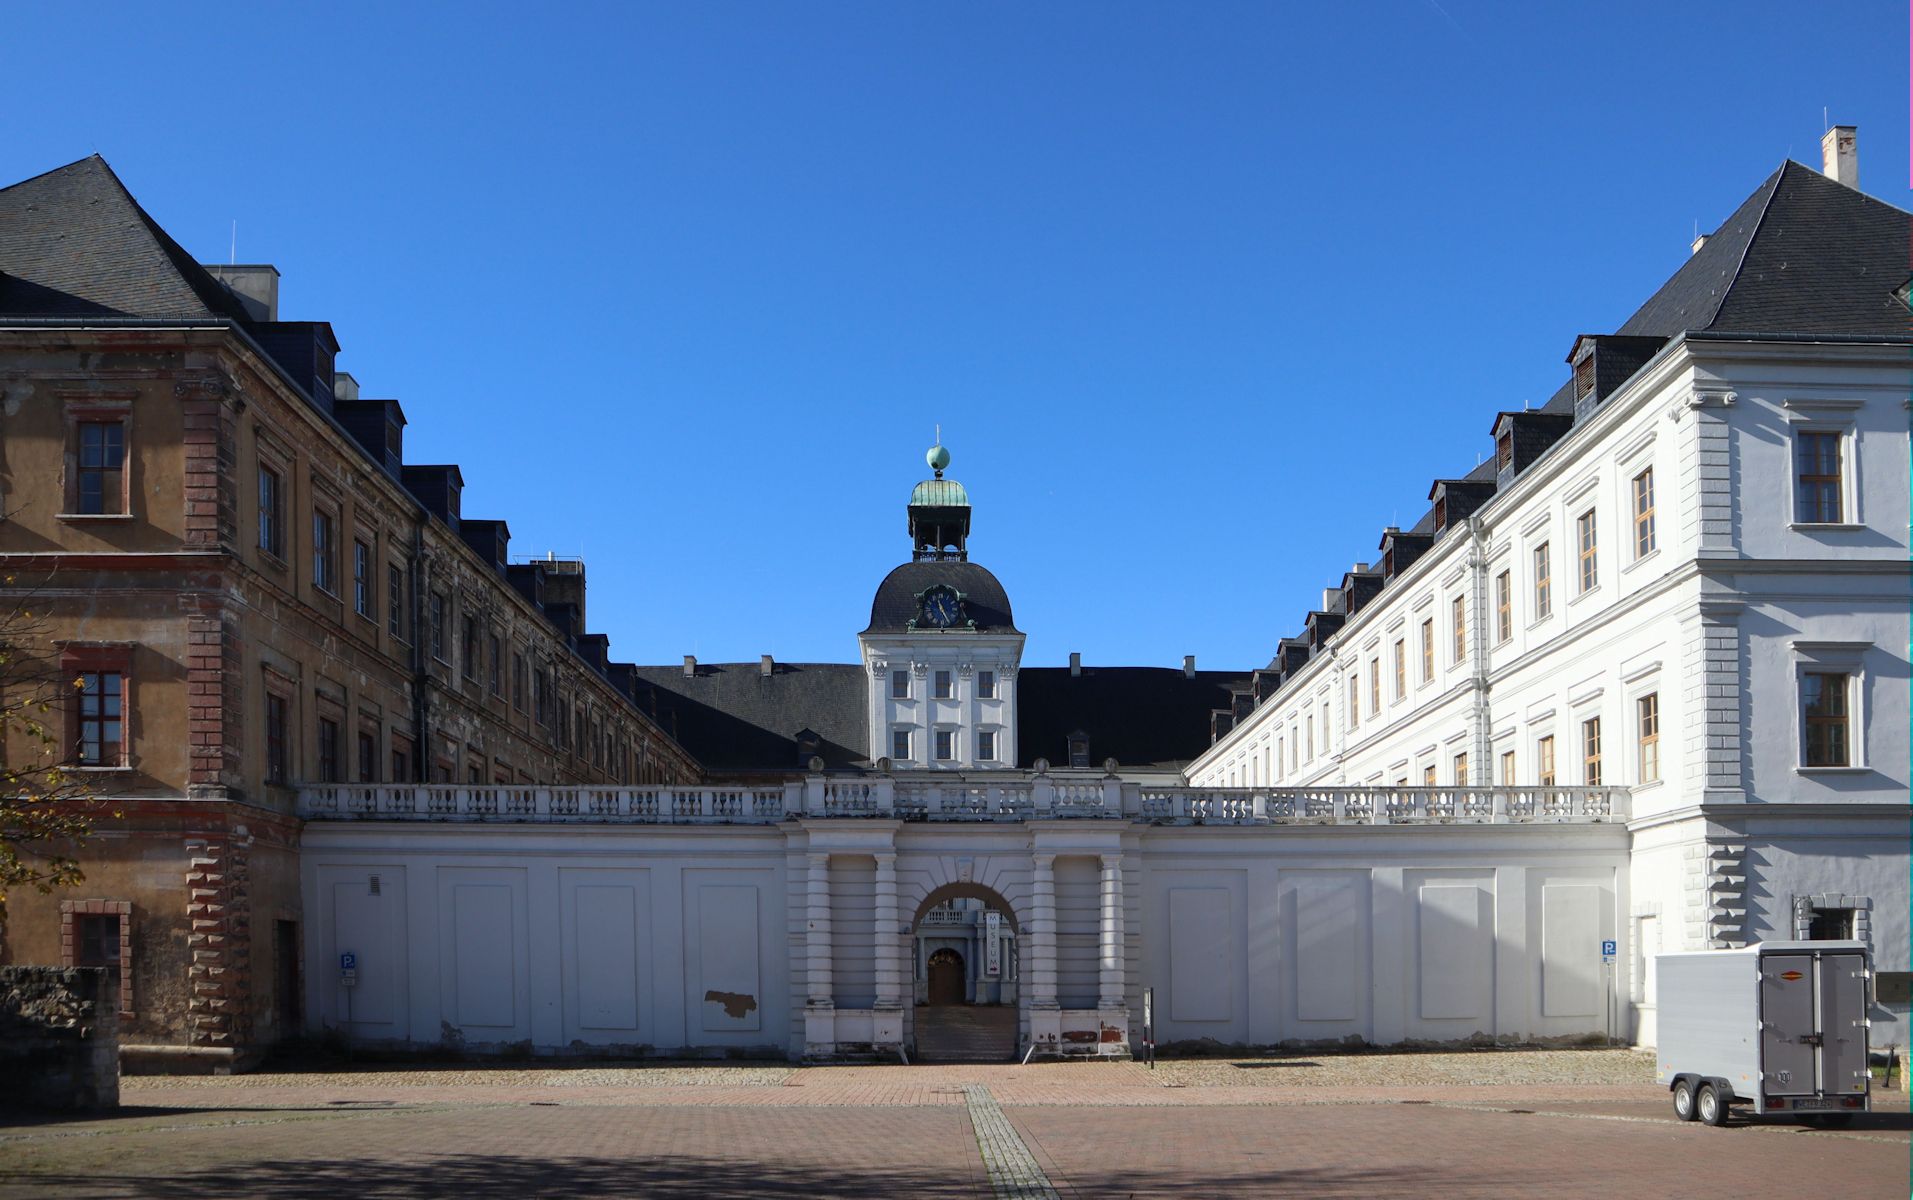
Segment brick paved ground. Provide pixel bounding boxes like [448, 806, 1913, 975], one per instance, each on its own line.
[1, 1056, 1905, 1198]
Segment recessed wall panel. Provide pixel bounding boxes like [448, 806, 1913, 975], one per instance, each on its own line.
[574, 885, 640, 1031]
[1541, 883, 1600, 1018]
[1295, 876, 1361, 1022]
[453, 884, 516, 1029]
[1168, 888, 1232, 1022]
[1417, 884, 1490, 1020]
[698, 884, 761, 1032]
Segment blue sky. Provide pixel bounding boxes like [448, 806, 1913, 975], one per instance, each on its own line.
[7, 2, 1904, 671]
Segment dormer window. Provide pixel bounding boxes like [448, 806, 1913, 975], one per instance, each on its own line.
[1496, 430, 1513, 472]
[1382, 548, 1396, 577]
[1433, 496, 1447, 531]
[1067, 731, 1090, 769]
[1574, 354, 1596, 399]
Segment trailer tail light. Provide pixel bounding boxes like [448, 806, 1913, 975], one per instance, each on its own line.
[1841, 1097, 1863, 1109]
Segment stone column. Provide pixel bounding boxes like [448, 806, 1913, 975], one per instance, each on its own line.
[1030, 853, 1058, 1008]
[874, 853, 901, 1009]
[1098, 852, 1125, 1009]
[806, 853, 833, 1007]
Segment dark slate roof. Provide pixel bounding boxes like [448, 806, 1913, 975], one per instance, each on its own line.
[1243, 159, 1913, 722]
[625, 660, 1246, 775]
[630, 662, 871, 773]
[0, 155, 255, 321]
[864, 560, 1018, 634]
[1015, 667, 1247, 770]
[1617, 160, 1913, 339]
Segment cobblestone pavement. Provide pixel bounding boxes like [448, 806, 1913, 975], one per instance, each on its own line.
[1, 1054, 1905, 1198]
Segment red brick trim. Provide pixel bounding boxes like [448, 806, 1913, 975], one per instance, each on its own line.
[59, 899, 134, 1016]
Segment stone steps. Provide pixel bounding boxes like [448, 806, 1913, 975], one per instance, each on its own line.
[914, 1005, 1019, 1063]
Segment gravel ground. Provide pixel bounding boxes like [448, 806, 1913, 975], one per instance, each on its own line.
[120, 1049, 1655, 1093]
[1141, 1048, 1658, 1088]
[123, 1062, 796, 1091]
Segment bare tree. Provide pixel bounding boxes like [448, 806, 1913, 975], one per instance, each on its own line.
[0, 570, 116, 922]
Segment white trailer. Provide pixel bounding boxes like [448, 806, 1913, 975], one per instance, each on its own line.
[1655, 941, 1870, 1127]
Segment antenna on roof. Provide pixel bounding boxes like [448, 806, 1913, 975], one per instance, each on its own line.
[229, 220, 236, 265]
[1823, 106, 1829, 133]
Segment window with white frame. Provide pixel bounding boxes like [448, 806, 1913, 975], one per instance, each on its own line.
[891, 728, 911, 760]
[1495, 571, 1511, 643]
[1576, 510, 1597, 593]
[1636, 693, 1659, 783]
[1794, 643, 1868, 769]
[934, 729, 954, 761]
[1632, 468, 1656, 558]
[1533, 541, 1552, 618]
[977, 730, 997, 762]
[1392, 640, 1405, 700]
[1581, 716, 1602, 785]
[977, 670, 995, 699]
[1801, 672, 1851, 767]
[1794, 429, 1845, 524]
[890, 669, 909, 700]
[933, 669, 952, 699]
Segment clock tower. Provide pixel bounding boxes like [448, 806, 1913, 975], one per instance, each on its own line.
[859, 444, 1024, 769]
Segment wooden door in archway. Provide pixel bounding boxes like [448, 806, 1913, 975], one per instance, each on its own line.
[927, 948, 966, 1006]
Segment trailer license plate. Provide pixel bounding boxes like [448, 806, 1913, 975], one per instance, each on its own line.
[1790, 1098, 1838, 1110]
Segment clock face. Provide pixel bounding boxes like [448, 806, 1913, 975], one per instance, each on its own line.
[922, 588, 960, 628]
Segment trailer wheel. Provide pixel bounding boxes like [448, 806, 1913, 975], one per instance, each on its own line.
[1697, 1083, 1728, 1127]
[1671, 1077, 1699, 1121]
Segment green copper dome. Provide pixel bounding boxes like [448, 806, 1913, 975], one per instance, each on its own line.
[910, 478, 969, 507]
[927, 443, 951, 472]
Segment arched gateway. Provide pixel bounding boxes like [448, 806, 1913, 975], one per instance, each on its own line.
[911, 883, 1020, 1061]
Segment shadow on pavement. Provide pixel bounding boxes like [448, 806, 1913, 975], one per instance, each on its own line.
[2, 1153, 1462, 1199]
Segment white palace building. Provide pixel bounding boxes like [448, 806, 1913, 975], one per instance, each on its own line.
[298, 129, 1910, 1062]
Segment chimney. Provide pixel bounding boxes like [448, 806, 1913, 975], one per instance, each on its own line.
[204, 263, 280, 322]
[1182, 654, 1196, 678]
[1821, 124, 1857, 189]
[1069, 652, 1082, 677]
[332, 372, 360, 401]
[682, 655, 697, 678]
[1690, 234, 1707, 256]
[760, 654, 774, 677]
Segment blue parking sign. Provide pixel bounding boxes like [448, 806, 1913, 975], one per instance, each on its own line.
[340, 951, 357, 970]
[1600, 940, 1616, 959]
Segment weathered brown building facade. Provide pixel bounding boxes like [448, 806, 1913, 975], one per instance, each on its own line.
[0, 156, 700, 1069]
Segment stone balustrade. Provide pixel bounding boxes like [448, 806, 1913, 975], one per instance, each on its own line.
[299, 776, 1628, 826]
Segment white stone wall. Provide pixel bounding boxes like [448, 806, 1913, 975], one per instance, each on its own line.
[1189, 336, 1912, 1047]
[302, 816, 1632, 1056]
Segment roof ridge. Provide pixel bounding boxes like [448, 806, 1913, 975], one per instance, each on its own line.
[1704, 161, 1791, 332]
[0, 152, 108, 198]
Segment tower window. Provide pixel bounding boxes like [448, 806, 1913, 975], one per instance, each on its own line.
[890, 670, 909, 700]
[934, 670, 952, 699]
[977, 730, 996, 761]
[934, 729, 954, 761]
[977, 670, 995, 699]
[891, 729, 911, 760]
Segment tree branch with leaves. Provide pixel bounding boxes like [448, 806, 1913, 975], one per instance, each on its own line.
[0, 570, 117, 923]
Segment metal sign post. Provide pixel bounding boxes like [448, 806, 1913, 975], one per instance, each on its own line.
[1600, 939, 1617, 1046]
[1142, 986, 1155, 1070]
